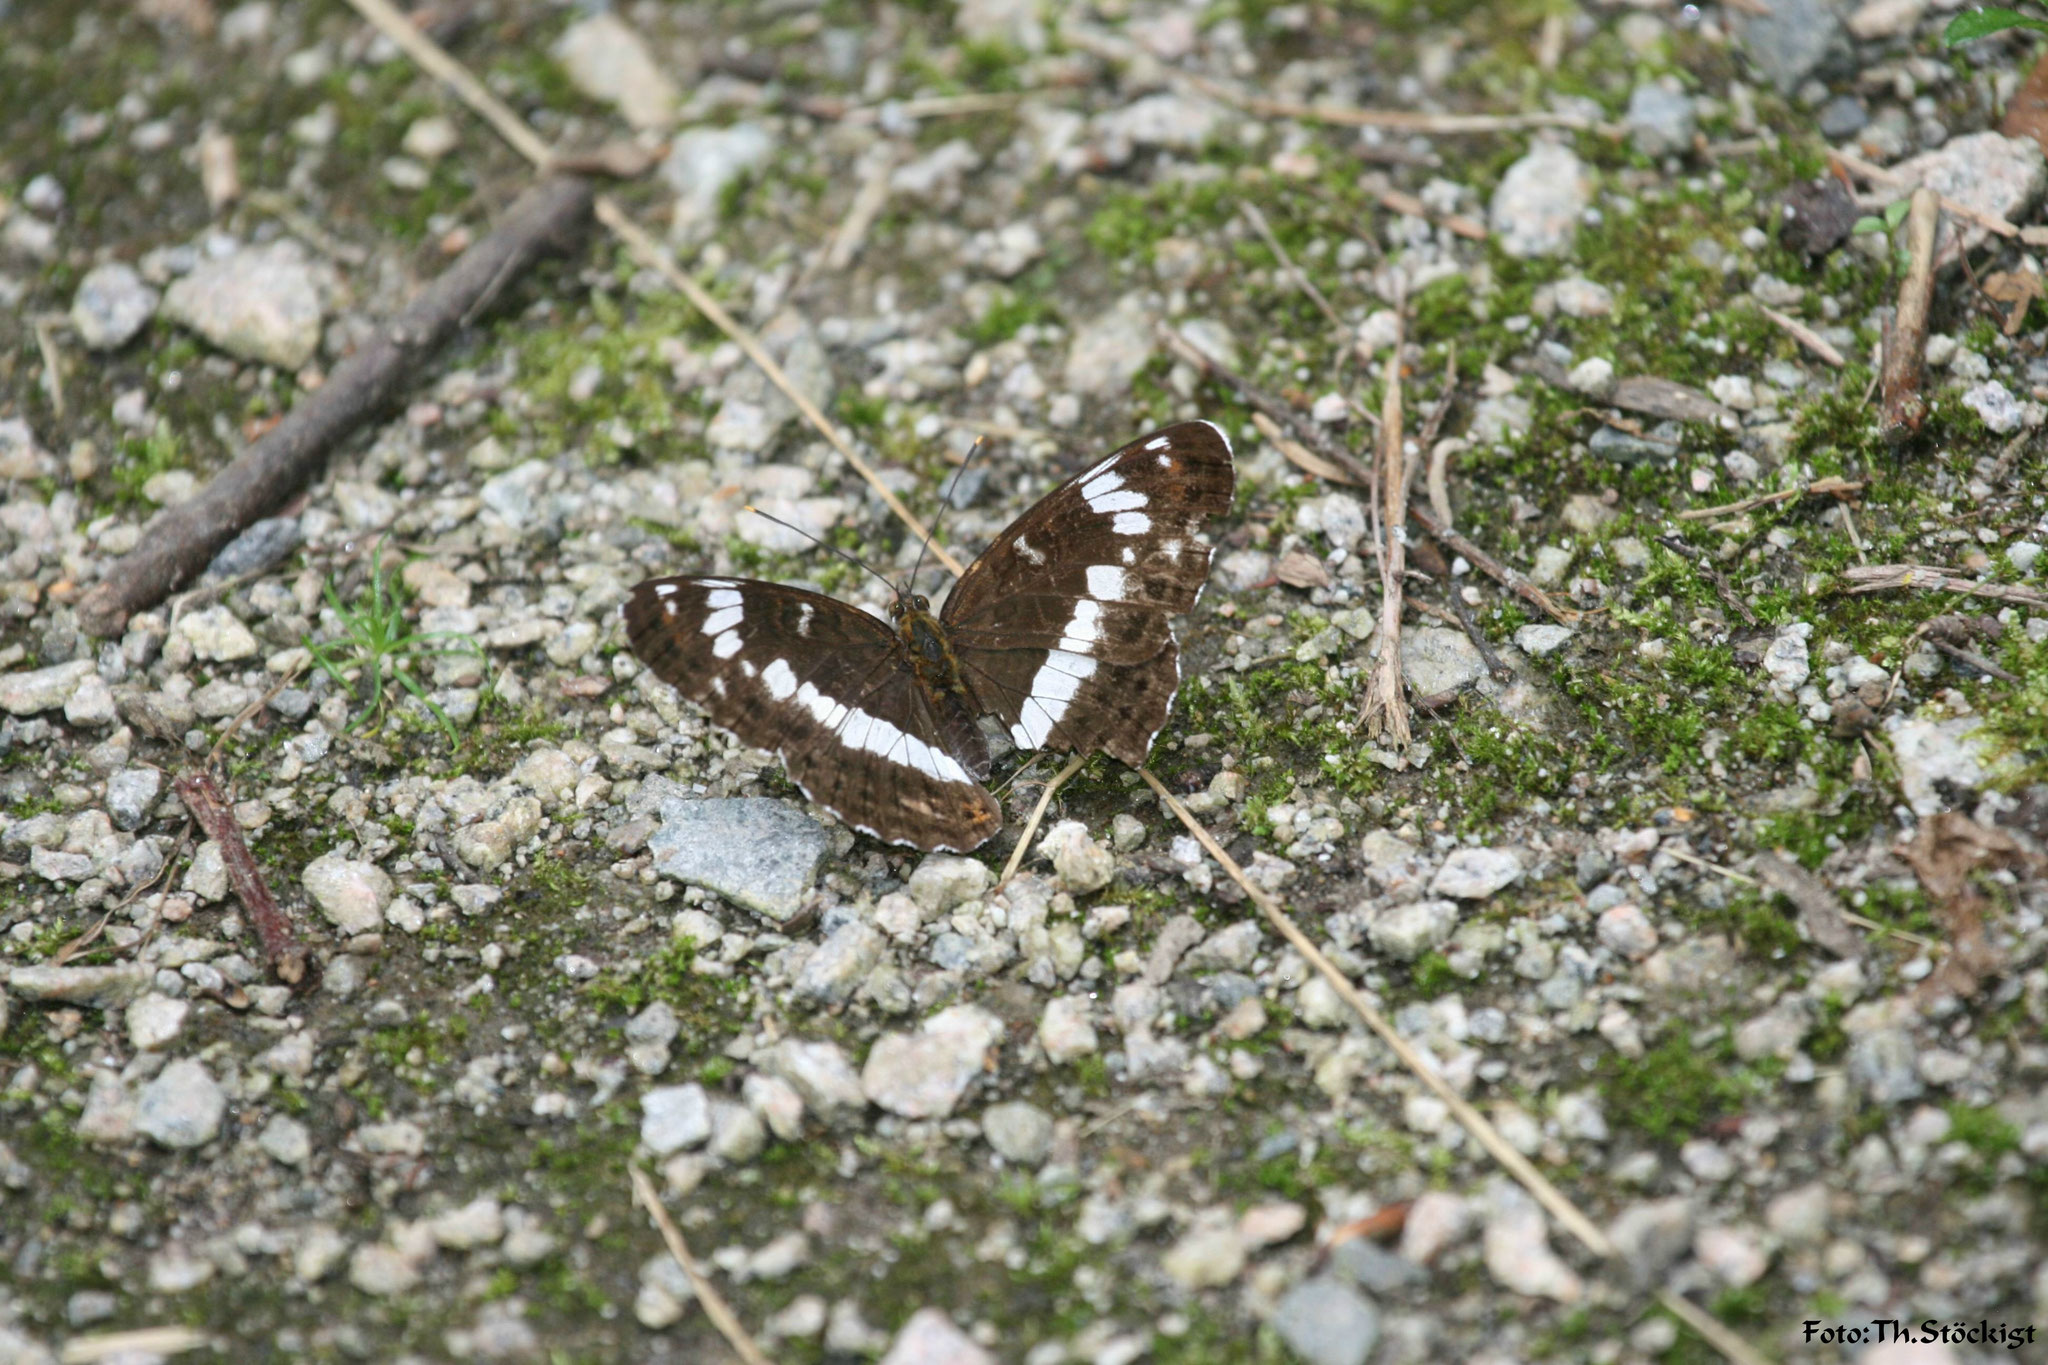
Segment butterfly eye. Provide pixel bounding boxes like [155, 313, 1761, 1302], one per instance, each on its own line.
[913, 594, 930, 612]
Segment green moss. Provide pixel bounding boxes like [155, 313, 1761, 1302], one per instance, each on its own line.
[1410, 951, 1461, 997]
[1599, 1033, 1757, 1144]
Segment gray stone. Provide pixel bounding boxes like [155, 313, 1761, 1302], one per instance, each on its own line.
[135, 1058, 226, 1149]
[1369, 899, 1460, 960]
[71, 262, 159, 350]
[161, 241, 326, 369]
[1041, 819, 1114, 894]
[795, 921, 885, 1006]
[1064, 294, 1154, 398]
[302, 854, 394, 935]
[1626, 81, 1696, 157]
[176, 605, 258, 662]
[553, 13, 676, 130]
[907, 854, 990, 912]
[980, 1101, 1054, 1165]
[1848, 1027, 1924, 1104]
[1400, 626, 1486, 695]
[348, 1244, 421, 1297]
[431, 1197, 506, 1250]
[648, 797, 828, 923]
[1, 660, 94, 716]
[125, 994, 189, 1051]
[1606, 1197, 1695, 1287]
[1890, 131, 2046, 262]
[7, 963, 151, 1009]
[879, 1309, 995, 1365]
[1272, 1277, 1380, 1365]
[1489, 142, 1591, 258]
[640, 1084, 711, 1155]
[259, 1115, 312, 1166]
[760, 1039, 866, 1118]
[1731, 0, 1851, 92]
[1514, 623, 1573, 657]
[0, 416, 55, 480]
[861, 1005, 1003, 1118]
[662, 124, 775, 235]
[1818, 94, 1868, 139]
[1431, 847, 1523, 900]
[1962, 380, 2026, 434]
[1589, 421, 1680, 465]
[1886, 714, 2004, 816]
[202, 516, 300, 582]
[1161, 1223, 1245, 1288]
[708, 1100, 766, 1163]
[63, 675, 117, 727]
[1038, 996, 1098, 1063]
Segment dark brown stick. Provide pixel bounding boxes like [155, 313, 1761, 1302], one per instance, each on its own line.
[1879, 187, 1939, 443]
[78, 174, 594, 636]
[1406, 501, 1578, 625]
[1448, 589, 1512, 681]
[1656, 535, 1759, 627]
[175, 771, 312, 986]
[1159, 327, 1376, 477]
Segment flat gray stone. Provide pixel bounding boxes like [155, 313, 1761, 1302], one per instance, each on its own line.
[160, 241, 326, 369]
[1273, 1276, 1380, 1365]
[1400, 626, 1487, 696]
[135, 1058, 226, 1149]
[980, 1101, 1054, 1165]
[648, 797, 828, 923]
[71, 262, 159, 350]
[1, 660, 94, 716]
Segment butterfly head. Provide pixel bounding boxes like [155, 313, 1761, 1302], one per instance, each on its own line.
[886, 591, 933, 621]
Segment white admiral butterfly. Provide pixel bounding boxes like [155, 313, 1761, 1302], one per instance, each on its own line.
[624, 421, 1235, 851]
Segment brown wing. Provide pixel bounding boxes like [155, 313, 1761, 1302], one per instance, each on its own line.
[624, 577, 1000, 852]
[939, 421, 1234, 765]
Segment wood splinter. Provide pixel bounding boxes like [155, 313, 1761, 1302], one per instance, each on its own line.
[1879, 187, 1940, 442]
[175, 771, 314, 987]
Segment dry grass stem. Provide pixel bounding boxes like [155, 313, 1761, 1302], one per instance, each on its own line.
[1880, 187, 1940, 441]
[998, 752, 1088, 890]
[629, 1165, 776, 1365]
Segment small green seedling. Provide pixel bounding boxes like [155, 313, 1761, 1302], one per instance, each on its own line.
[305, 545, 481, 742]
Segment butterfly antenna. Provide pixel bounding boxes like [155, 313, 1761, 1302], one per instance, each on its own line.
[740, 506, 899, 598]
[909, 436, 988, 592]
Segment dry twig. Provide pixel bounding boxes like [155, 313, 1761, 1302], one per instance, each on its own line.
[1675, 476, 1865, 521]
[1361, 310, 1411, 746]
[997, 752, 1088, 889]
[1242, 201, 1345, 332]
[175, 771, 312, 985]
[1407, 500, 1578, 625]
[1880, 187, 1940, 442]
[58, 1327, 213, 1364]
[1186, 73, 1617, 135]
[1363, 178, 1488, 240]
[629, 1166, 775, 1365]
[1833, 148, 2023, 243]
[77, 174, 594, 636]
[1750, 300, 1847, 368]
[1843, 563, 2048, 608]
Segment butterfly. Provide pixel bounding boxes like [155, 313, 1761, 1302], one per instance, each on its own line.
[623, 421, 1235, 852]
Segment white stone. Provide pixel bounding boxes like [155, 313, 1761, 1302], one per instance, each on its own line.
[302, 854, 395, 935]
[553, 13, 676, 130]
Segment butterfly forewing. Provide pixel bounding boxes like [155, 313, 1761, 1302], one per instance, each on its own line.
[941, 421, 1234, 765]
[623, 578, 999, 851]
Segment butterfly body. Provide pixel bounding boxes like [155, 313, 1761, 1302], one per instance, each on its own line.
[625, 421, 1234, 852]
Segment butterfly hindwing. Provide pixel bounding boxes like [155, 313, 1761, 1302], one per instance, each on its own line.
[941, 420, 1234, 763]
[623, 578, 997, 851]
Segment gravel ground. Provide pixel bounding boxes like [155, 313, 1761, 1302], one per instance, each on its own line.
[4, 2, 2048, 1363]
